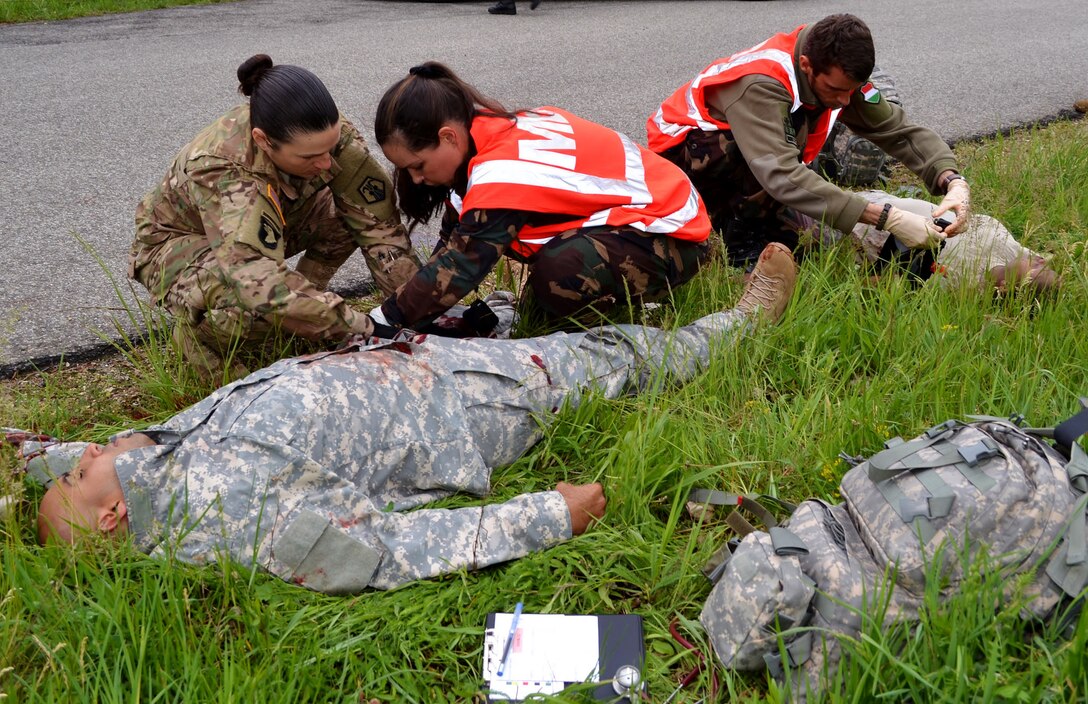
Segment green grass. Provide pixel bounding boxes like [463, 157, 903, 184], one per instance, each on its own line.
[0, 0, 234, 24]
[2, 118, 1087, 702]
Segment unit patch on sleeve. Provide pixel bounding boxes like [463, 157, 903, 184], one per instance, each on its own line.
[861, 82, 881, 103]
[359, 176, 387, 205]
[258, 212, 283, 250]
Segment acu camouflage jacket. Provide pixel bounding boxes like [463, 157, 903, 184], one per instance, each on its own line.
[111, 308, 749, 591]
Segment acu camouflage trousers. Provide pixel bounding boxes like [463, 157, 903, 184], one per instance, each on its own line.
[522, 225, 711, 327]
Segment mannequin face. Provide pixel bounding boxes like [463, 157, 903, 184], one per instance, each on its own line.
[380, 123, 470, 187]
[37, 434, 153, 543]
[253, 122, 341, 178]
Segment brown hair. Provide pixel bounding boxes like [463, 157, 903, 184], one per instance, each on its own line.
[236, 54, 338, 145]
[374, 61, 516, 226]
[802, 14, 876, 82]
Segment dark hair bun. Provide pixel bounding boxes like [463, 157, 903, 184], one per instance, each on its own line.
[237, 54, 274, 97]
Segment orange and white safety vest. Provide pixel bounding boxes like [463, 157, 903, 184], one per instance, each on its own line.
[452, 107, 710, 258]
[646, 25, 840, 164]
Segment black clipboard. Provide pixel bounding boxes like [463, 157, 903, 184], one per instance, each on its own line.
[483, 612, 645, 702]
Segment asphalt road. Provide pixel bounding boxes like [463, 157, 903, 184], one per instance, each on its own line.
[1, 0, 1084, 374]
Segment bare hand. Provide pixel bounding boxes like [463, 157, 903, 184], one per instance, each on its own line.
[556, 481, 606, 535]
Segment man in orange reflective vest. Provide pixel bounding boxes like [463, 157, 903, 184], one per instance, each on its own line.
[647, 14, 971, 270]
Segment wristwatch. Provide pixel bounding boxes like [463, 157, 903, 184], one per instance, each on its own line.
[941, 173, 965, 191]
[875, 202, 892, 230]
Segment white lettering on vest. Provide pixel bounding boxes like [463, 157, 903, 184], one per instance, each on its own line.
[517, 112, 576, 170]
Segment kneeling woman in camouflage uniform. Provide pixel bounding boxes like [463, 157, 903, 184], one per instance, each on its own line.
[372, 62, 712, 333]
[129, 54, 421, 370]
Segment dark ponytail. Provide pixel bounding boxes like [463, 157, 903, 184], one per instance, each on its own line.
[375, 61, 516, 226]
[236, 54, 339, 144]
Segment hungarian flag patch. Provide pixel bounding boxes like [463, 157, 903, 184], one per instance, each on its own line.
[861, 82, 881, 103]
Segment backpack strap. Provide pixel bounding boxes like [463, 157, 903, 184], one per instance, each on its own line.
[866, 420, 959, 477]
[1017, 400, 1088, 492]
[762, 631, 814, 679]
[1066, 443, 1088, 495]
[869, 433, 999, 494]
[687, 489, 800, 583]
[689, 488, 804, 583]
[1038, 400, 1088, 625]
[769, 527, 810, 556]
[687, 489, 797, 535]
[1044, 493, 1088, 599]
[865, 423, 966, 542]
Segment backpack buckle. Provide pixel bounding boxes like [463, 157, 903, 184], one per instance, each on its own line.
[959, 439, 1001, 466]
[925, 420, 958, 439]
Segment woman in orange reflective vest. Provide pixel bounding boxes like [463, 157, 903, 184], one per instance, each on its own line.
[373, 61, 712, 334]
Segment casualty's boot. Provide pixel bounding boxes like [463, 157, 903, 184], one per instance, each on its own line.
[735, 242, 798, 324]
[530, 0, 543, 8]
[488, 1, 517, 14]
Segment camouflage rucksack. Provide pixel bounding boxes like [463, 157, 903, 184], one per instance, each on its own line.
[811, 66, 903, 187]
[697, 401, 1088, 701]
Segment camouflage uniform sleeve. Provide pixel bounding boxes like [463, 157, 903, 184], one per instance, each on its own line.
[437, 200, 460, 243]
[707, 78, 870, 232]
[839, 94, 959, 195]
[260, 486, 571, 592]
[328, 121, 422, 296]
[380, 207, 526, 329]
[187, 158, 375, 339]
[365, 490, 571, 590]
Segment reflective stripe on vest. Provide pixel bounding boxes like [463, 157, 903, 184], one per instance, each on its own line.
[646, 25, 839, 164]
[459, 108, 710, 258]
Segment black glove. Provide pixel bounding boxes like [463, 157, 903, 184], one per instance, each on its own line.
[462, 299, 499, 336]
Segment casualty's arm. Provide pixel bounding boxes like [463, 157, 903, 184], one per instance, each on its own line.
[366, 490, 573, 589]
[261, 489, 572, 592]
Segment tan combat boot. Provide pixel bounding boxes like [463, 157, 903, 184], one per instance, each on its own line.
[735, 242, 798, 324]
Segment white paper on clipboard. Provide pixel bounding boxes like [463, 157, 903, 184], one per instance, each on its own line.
[482, 613, 600, 700]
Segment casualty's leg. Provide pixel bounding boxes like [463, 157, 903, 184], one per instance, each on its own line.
[421, 242, 798, 468]
[734, 242, 799, 323]
[537, 241, 799, 400]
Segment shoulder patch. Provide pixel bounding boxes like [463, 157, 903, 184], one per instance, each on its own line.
[258, 212, 283, 250]
[860, 82, 881, 104]
[359, 176, 386, 205]
[782, 113, 799, 148]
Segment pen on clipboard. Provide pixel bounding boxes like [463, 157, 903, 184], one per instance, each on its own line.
[496, 602, 523, 678]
